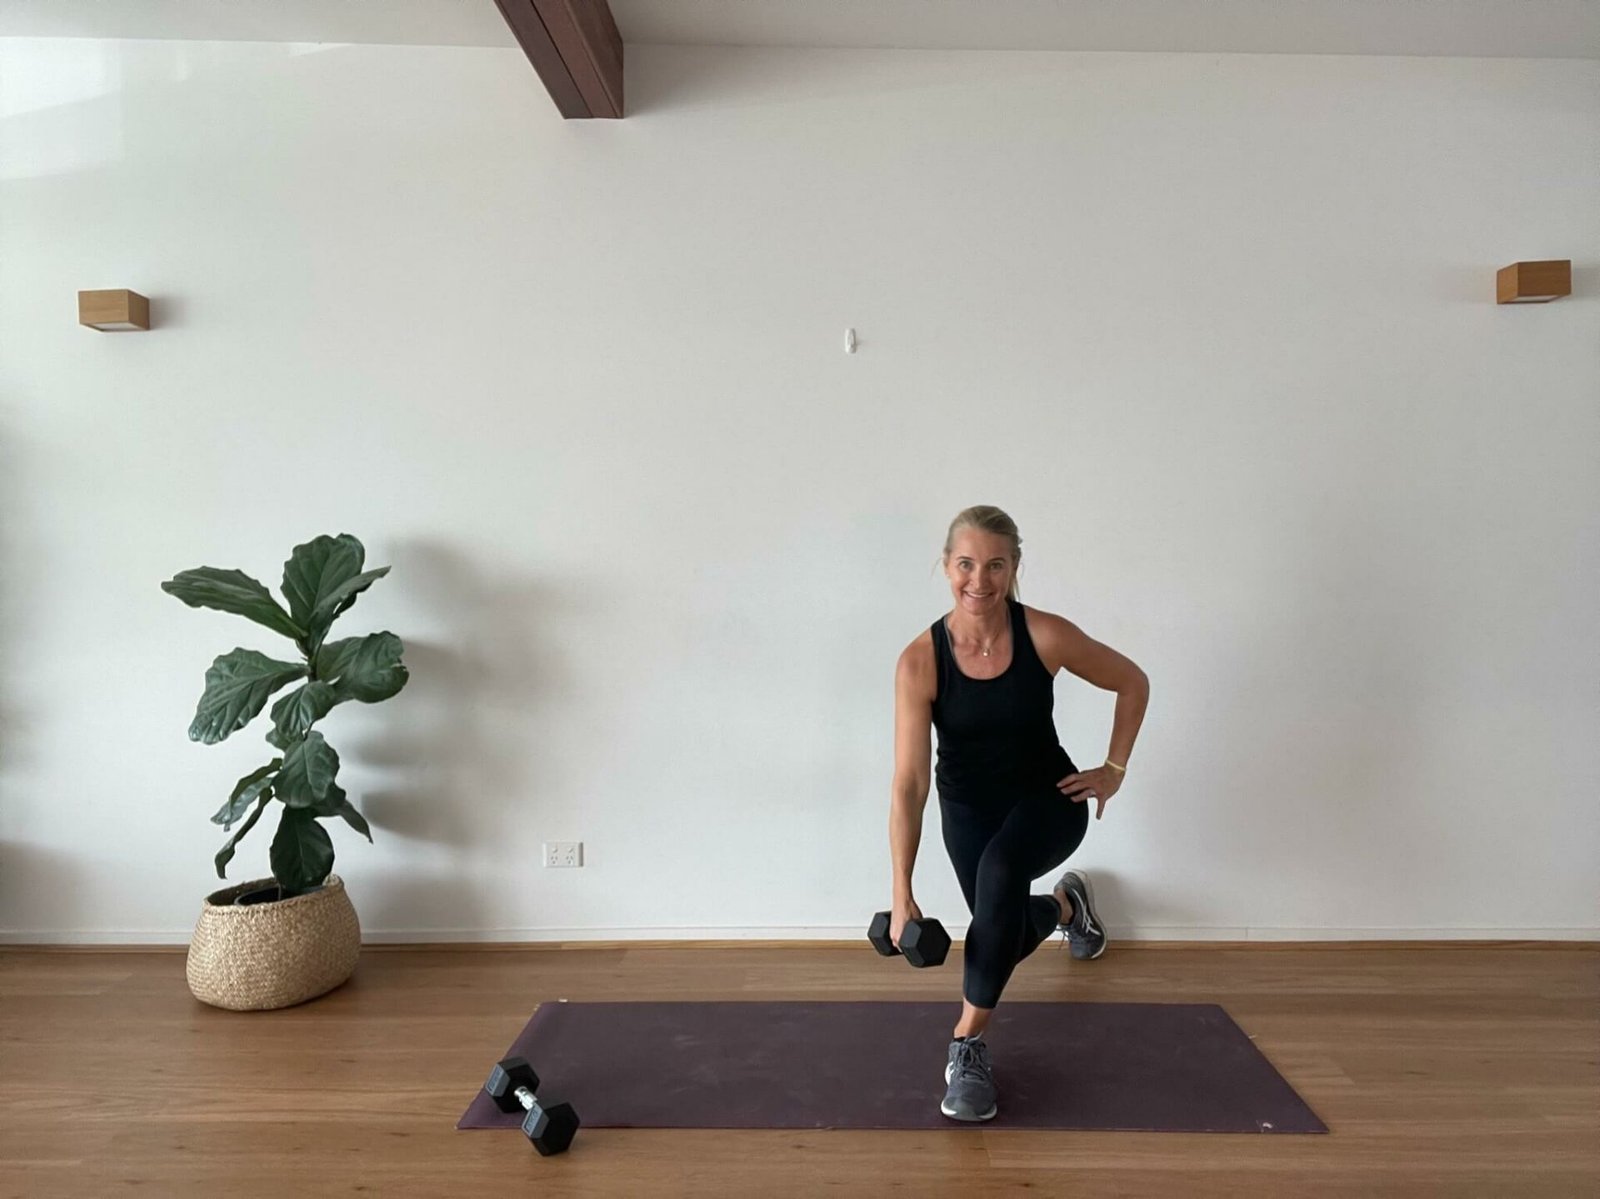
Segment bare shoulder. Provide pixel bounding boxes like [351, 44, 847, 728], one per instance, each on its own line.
[1020, 604, 1075, 673]
[895, 627, 937, 702]
[1022, 603, 1146, 691]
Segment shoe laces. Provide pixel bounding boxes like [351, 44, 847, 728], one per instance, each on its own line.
[1065, 887, 1095, 936]
[1060, 918, 1095, 952]
[951, 1038, 993, 1084]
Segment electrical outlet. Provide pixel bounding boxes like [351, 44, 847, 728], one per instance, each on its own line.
[544, 841, 583, 868]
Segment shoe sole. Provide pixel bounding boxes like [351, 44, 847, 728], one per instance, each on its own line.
[939, 1100, 997, 1121]
[943, 1062, 998, 1121]
[1064, 869, 1108, 960]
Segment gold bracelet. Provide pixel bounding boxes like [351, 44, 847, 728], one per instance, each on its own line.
[1105, 758, 1127, 774]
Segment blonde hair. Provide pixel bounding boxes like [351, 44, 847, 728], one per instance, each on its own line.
[940, 505, 1023, 601]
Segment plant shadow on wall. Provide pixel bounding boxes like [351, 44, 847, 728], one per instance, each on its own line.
[338, 537, 584, 936]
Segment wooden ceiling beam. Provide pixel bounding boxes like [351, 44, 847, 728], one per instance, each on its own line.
[492, 0, 623, 119]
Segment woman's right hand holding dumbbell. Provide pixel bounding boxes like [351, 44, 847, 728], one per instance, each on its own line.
[891, 897, 924, 949]
[870, 902, 949, 968]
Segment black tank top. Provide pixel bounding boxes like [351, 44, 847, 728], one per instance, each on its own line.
[930, 597, 1074, 802]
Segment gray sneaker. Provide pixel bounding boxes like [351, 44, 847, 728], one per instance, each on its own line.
[941, 1036, 998, 1121]
[1054, 868, 1108, 960]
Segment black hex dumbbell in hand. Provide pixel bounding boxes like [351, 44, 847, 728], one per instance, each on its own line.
[867, 909, 951, 968]
[483, 1056, 581, 1156]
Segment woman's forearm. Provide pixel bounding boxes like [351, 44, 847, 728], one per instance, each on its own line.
[1107, 672, 1150, 768]
[889, 787, 926, 900]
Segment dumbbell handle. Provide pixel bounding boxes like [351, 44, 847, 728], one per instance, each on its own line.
[512, 1085, 542, 1114]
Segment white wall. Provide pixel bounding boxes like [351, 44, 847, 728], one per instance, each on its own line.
[1, 39, 1596, 943]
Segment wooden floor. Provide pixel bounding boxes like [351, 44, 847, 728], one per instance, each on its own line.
[1, 940, 1596, 1198]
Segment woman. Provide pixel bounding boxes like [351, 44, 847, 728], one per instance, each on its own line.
[889, 505, 1150, 1121]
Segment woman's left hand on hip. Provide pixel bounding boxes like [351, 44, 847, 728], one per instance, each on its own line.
[1056, 766, 1121, 820]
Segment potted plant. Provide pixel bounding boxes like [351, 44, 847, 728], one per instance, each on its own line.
[161, 533, 408, 1010]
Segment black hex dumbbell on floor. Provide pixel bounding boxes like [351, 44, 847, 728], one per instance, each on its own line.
[867, 909, 951, 968]
[483, 1056, 581, 1156]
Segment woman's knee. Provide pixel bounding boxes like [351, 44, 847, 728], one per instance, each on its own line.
[965, 985, 1002, 1010]
[972, 856, 1032, 910]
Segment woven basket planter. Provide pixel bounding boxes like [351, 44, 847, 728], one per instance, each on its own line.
[186, 875, 361, 1011]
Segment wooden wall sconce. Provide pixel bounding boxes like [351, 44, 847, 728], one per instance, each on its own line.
[1496, 261, 1571, 304]
[79, 289, 151, 331]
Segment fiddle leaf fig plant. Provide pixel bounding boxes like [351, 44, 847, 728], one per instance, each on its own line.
[161, 534, 408, 897]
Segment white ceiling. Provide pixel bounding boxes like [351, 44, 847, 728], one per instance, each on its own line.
[3, 0, 1598, 59]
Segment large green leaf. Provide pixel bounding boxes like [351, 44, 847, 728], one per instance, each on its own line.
[308, 781, 373, 843]
[211, 760, 282, 829]
[305, 567, 388, 657]
[270, 807, 335, 896]
[335, 799, 372, 842]
[281, 535, 365, 629]
[312, 567, 388, 628]
[266, 681, 340, 749]
[281, 535, 389, 657]
[161, 567, 306, 642]
[274, 730, 340, 807]
[188, 650, 309, 745]
[215, 793, 271, 879]
[315, 632, 409, 704]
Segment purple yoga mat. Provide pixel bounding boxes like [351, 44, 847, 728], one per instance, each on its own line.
[458, 1000, 1326, 1133]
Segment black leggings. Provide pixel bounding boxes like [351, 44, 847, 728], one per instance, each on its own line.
[939, 787, 1090, 1009]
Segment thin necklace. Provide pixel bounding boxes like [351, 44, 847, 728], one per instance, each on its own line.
[946, 614, 1003, 657]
